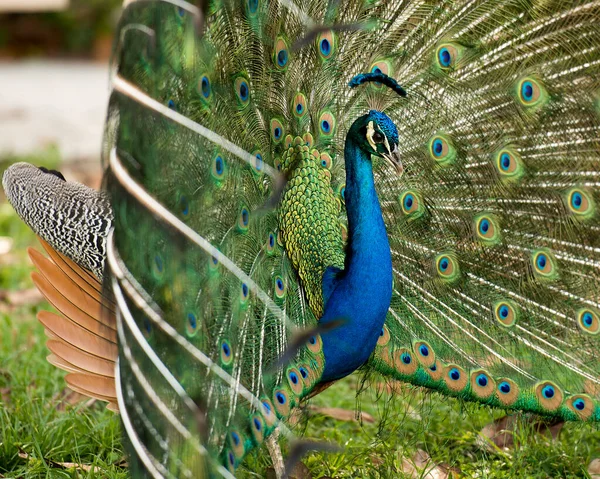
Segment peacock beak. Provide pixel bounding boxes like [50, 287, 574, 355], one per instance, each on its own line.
[383, 145, 403, 176]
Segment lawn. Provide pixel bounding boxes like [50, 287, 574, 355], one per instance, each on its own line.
[0, 155, 598, 479]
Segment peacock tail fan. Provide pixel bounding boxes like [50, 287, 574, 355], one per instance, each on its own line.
[103, 0, 600, 475]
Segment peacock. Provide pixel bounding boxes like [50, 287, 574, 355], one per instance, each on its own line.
[3, 0, 600, 476]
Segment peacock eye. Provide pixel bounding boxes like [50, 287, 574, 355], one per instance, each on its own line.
[373, 131, 384, 144]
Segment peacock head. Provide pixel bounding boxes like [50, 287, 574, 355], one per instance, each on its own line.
[351, 109, 403, 175]
[348, 72, 406, 174]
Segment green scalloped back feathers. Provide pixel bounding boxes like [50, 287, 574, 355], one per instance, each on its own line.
[107, 0, 600, 474]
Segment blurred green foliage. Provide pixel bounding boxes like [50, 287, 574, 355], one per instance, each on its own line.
[0, 0, 122, 58]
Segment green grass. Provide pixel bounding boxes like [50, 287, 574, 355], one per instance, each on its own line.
[1, 157, 598, 478]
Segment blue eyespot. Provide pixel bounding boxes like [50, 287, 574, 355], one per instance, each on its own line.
[143, 318, 152, 334]
[274, 127, 282, 140]
[269, 233, 275, 248]
[432, 139, 443, 157]
[289, 372, 299, 384]
[571, 192, 583, 210]
[222, 342, 231, 357]
[228, 451, 235, 466]
[299, 367, 308, 378]
[542, 385, 555, 399]
[179, 195, 189, 216]
[187, 313, 197, 330]
[372, 66, 382, 74]
[177, 6, 186, 16]
[239, 82, 249, 101]
[200, 76, 210, 98]
[296, 103, 304, 114]
[241, 208, 249, 226]
[276, 392, 286, 404]
[321, 120, 330, 133]
[404, 194, 414, 210]
[154, 255, 163, 272]
[438, 47, 451, 67]
[439, 258, 449, 271]
[419, 345, 429, 357]
[277, 49, 288, 67]
[262, 400, 271, 414]
[247, 0, 258, 13]
[212, 256, 218, 265]
[430, 364, 437, 371]
[449, 368, 460, 381]
[499, 305, 509, 319]
[499, 381, 511, 394]
[168, 99, 176, 110]
[309, 336, 316, 345]
[521, 81, 534, 102]
[320, 38, 331, 56]
[241, 283, 249, 298]
[215, 155, 224, 175]
[231, 431, 240, 446]
[276, 278, 284, 290]
[500, 153, 511, 171]
[479, 219, 490, 234]
[536, 253, 547, 270]
[401, 353, 412, 364]
[583, 312, 593, 327]
[380, 329, 385, 336]
[253, 417, 262, 430]
[476, 374, 488, 387]
[573, 398, 585, 410]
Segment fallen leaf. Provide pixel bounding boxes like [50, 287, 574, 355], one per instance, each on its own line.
[399, 450, 459, 479]
[588, 458, 600, 478]
[308, 406, 375, 423]
[478, 415, 564, 451]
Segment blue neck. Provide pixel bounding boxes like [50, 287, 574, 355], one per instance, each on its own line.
[319, 131, 393, 382]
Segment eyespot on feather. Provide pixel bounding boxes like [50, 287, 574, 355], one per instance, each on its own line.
[273, 388, 292, 417]
[494, 300, 518, 328]
[273, 37, 289, 70]
[413, 341, 435, 368]
[316, 30, 335, 60]
[270, 118, 285, 143]
[496, 378, 519, 405]
[428, 135, 456, 165]
[198, 74, 211, 99]
[399, 190, 425, 219]
[535, 381, 563, 411]
[229, 430, 245, 458]
[435, 253, 460, 282]
[234, 76, 251, 107]
[306, 334, 323, 353]
[318, 111, 336, 138]
[369, 60, 392, 89]
[495, 147, 524, 181]
[211, 153, 226, 180]
[576, 308, 600, 335]
[287, 368, 304, 395]
[435, 43, 462, 69]
[474, 214, 501, 244]
[516, 77, 547, 108]
[425, 359, 444, 381]
[250, 414, 265, 443]
[220, 340, 233, 366]
[292, 93, 307, 118]
[565, 188, 595, 219]
[238, 207, 250, 231]
[443, 364, 468, 392]
[470, 370, 496, 398]
[393, 348, 418, 375]
[260, 398, 277, 427]
[377, 325, 390, 346]
[566, 394, 594, 420]
[531, 249, 558, 280]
